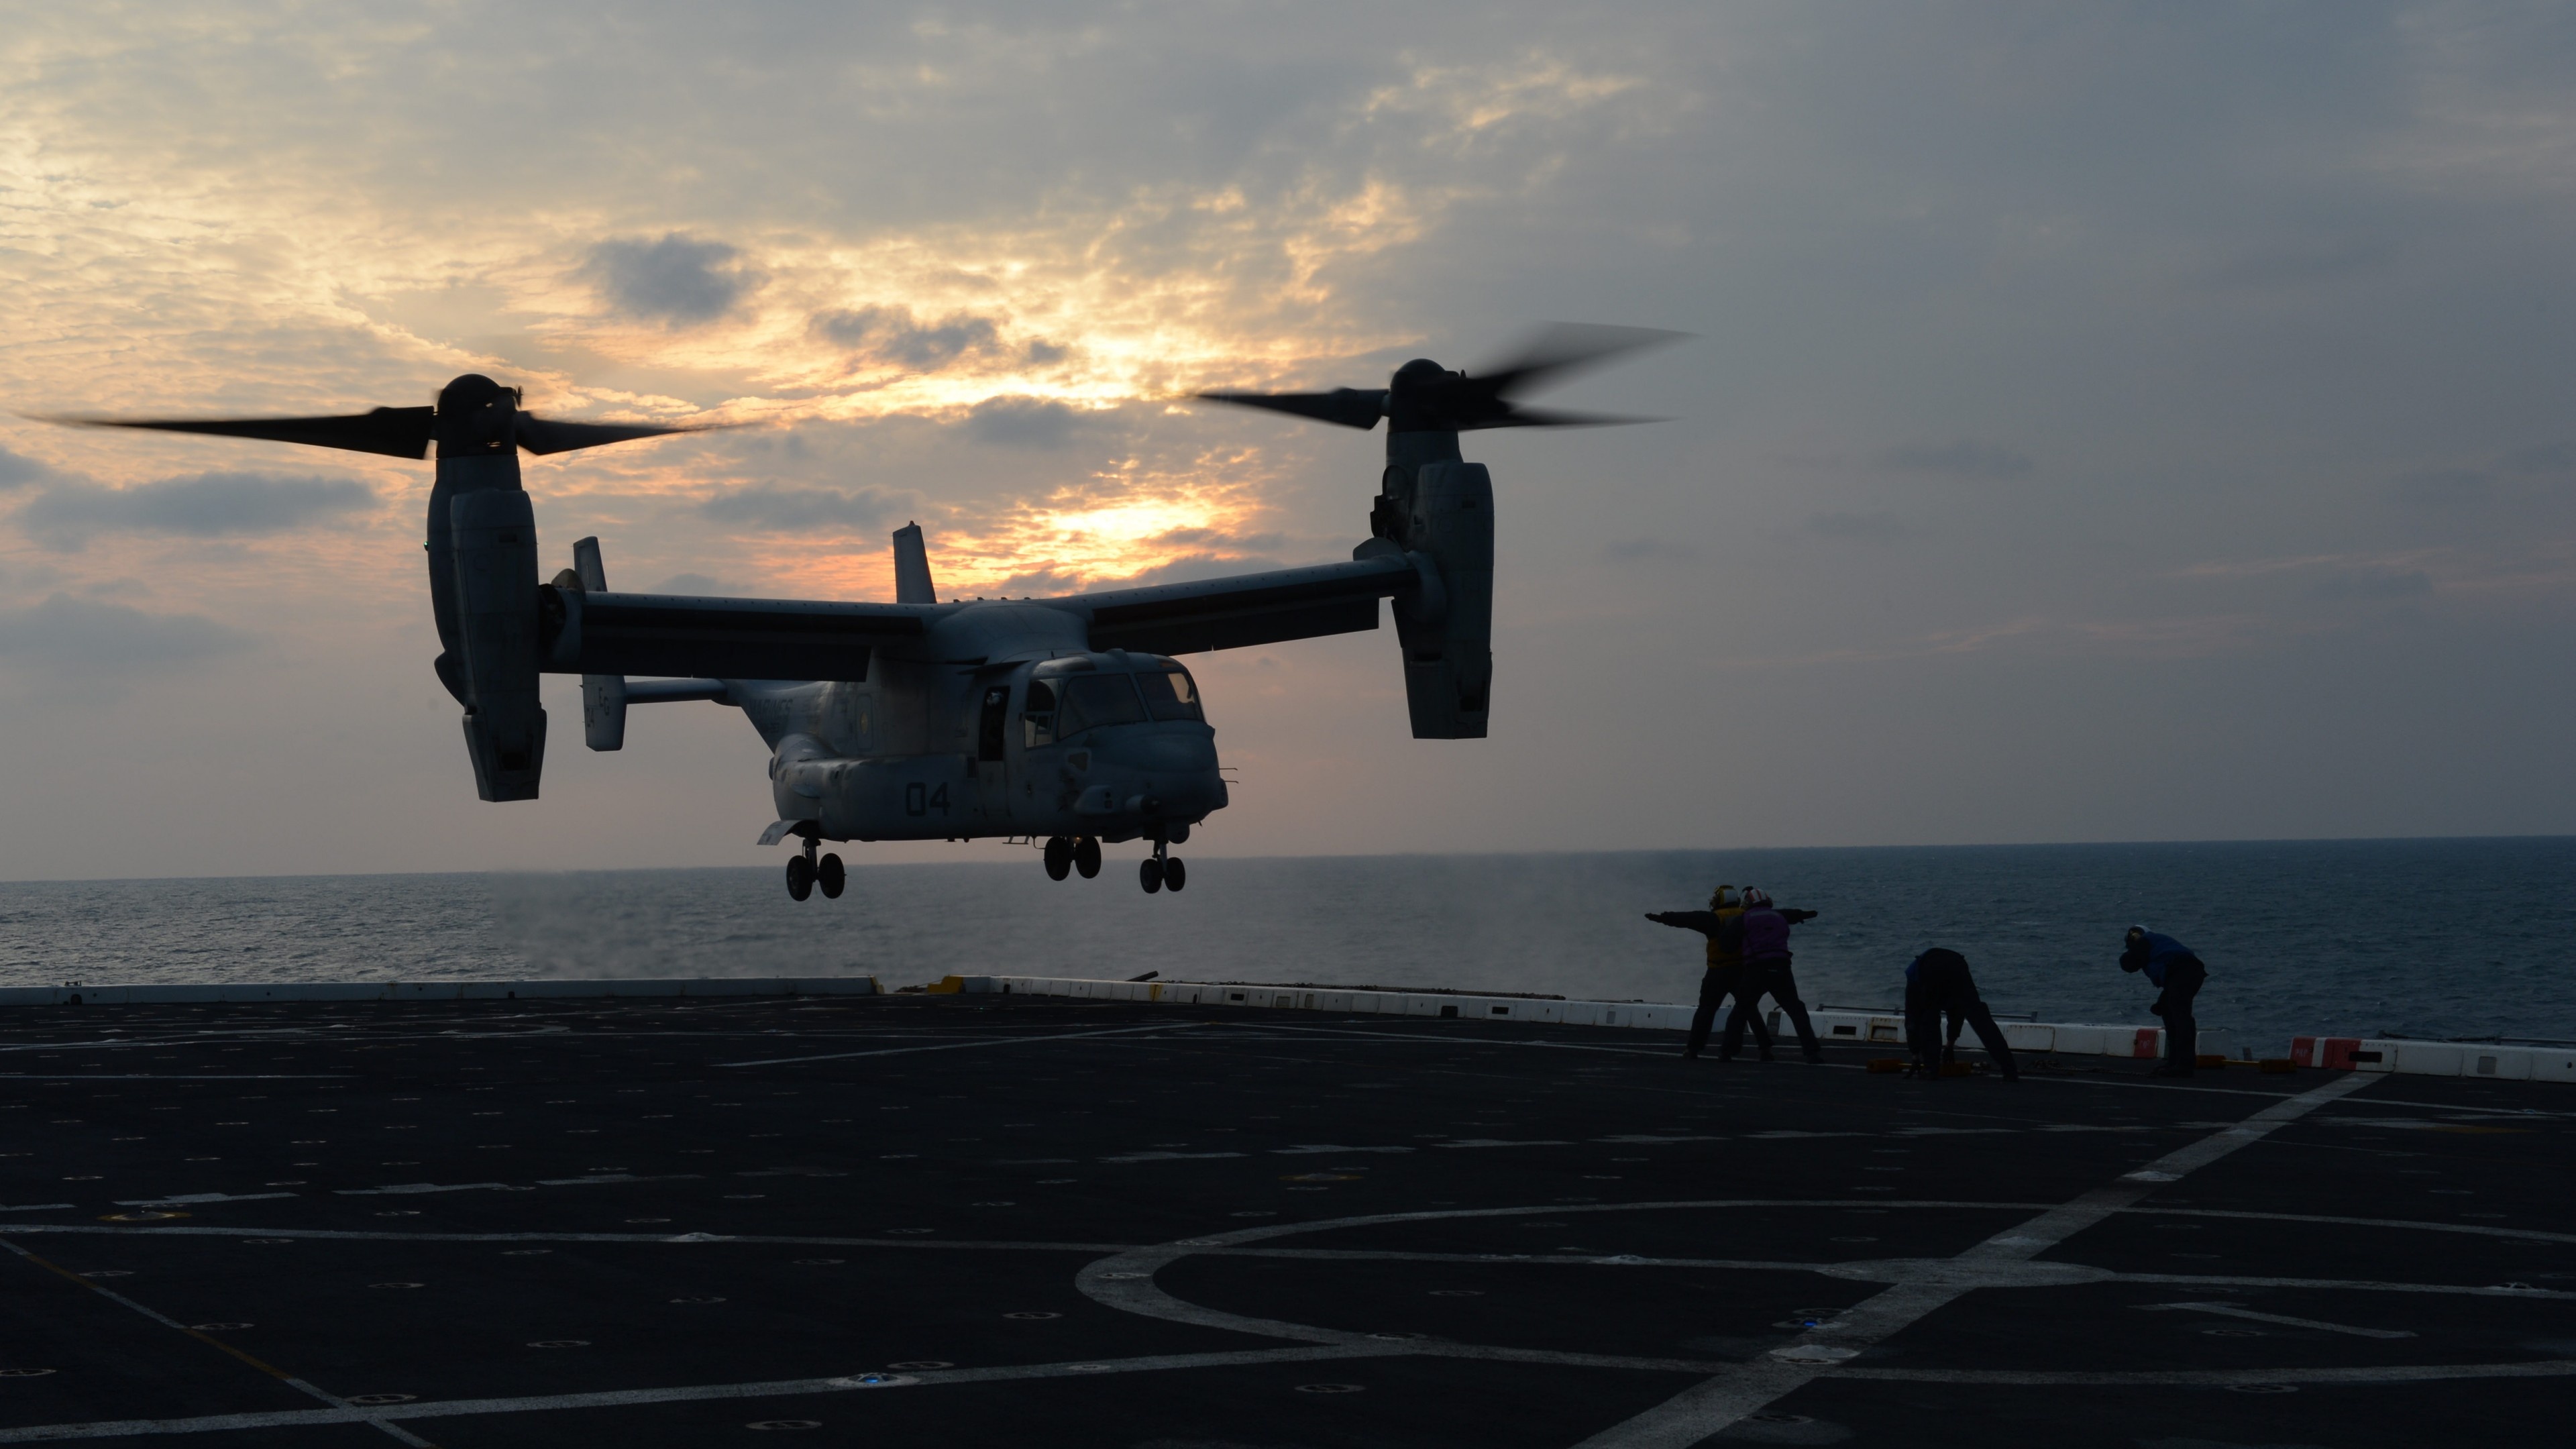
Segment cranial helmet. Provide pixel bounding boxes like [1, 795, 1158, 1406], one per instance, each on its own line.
[1742, 887, 1772, 908]
[2126, 924, 2147, 945]
[1709, 884, 1737, 910]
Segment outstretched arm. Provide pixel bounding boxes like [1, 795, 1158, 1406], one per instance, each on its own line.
[1645, 910, 1723, 935]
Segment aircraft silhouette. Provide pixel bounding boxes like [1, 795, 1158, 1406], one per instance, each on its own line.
[54, 325, 1676, 898]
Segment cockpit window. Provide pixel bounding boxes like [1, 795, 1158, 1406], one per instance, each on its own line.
[1022, 679, 1057, 748]
[1054, 674, 1149, 738]
[1136, 669, 1203, 722]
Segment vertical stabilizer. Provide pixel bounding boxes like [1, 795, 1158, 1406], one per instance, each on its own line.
[892, 521, 938, 604]
[570, 536, 628, 751]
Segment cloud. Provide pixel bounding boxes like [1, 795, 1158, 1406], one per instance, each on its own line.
[1604, 536, 1698, 564]
[1878, 441, 2034, 480]
[1807, 509, 1922, 541]
[582, 233, 763, 324]
[0, 445, 57, 492]
[698, 482, 905, 533]
[2503, 443, 2573, 476]
[0, 594, 252, 676]
[965, 396, 1080, 449]
[13, 472, 375, 551]
[2313, 568, 2434, 600]
[2392, 468, 2491, 507]
[812, 305, 1001, 369]
[644, 572, 744, 596]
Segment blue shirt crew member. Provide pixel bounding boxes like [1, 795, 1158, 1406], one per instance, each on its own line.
[2121, 926, 2208, 1078]
[1723, 889, 1823, 1063]
[1904, 949, 2019, 1080]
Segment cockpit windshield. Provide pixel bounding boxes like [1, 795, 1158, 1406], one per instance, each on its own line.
[1135, 669, 1202, 722]
[1053, 673, 1150, 738]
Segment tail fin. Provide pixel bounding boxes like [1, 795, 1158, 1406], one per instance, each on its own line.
[571, 535, 628, 751]
[892, 521, 937, 604]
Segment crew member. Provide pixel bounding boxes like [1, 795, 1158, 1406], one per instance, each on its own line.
[1644, 885, 1775, 1061]
[2120, 926, 2208, 1078]
[1723, 888, 1823, 1063]
[1904, 948, 2019, 1079]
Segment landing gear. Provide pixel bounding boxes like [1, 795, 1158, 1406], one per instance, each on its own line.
[786, 837, 839, 902]
[1072, 836, 1102, 879]
[1044, 837, 1073, 881]
[1140, 837, 1185, 894]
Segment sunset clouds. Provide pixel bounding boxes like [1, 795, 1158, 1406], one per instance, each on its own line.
[2, 3, 2572, 876]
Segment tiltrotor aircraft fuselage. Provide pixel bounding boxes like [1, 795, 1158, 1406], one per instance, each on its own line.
[61, 327, 1672, 897]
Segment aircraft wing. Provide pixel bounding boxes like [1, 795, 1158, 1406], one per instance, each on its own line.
[555, 591, 934, 680]
[1067, 551, 1416, 655]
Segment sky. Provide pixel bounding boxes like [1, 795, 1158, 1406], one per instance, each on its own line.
[1, 1, 2571, 880]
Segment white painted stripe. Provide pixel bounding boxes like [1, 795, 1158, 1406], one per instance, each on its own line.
[1568, 1069, 2380, 1449]
[2134, 1300, 2416, 1338]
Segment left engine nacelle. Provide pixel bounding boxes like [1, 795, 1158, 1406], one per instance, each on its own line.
[449, 488, 547, 801]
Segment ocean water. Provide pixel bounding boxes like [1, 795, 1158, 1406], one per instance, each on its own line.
[1, 838, 2569, 1053]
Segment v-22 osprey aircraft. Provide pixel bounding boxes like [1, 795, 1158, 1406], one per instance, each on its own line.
[62, 326, 1674, 898]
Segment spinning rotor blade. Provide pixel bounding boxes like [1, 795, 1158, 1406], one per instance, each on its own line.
[515, 415, 728, 455]
[1195, 387, 1388, 431]
[44, 407, 438, 459]
[1197, 323, 1686, 434]
[1464, 323, 1688, 401]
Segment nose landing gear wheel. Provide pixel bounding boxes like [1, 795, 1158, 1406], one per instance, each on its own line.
[1138, 857, 1164, 894]
[1043, 837, 1073, 881]
[784, 855, 815, 902]
[817, 853, 845, 899]
[1163, 857, 1186, 892]
[1073, 836, 1102, 879]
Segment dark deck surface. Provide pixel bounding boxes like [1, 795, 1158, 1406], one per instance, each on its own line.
[0, 995, 2568, 1447]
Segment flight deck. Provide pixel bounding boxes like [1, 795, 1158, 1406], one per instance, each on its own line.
[0, 993, 2566, 1446]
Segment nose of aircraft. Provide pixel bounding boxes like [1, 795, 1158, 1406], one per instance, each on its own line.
[1096, 729, 1225, 820]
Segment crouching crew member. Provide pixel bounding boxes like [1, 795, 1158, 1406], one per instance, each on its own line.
[2121, 926, 2208, 1078]
[1645, 885, 1776, 1061]
[1723, 888, 1823, 1063]
[1904, 948, 2019, 1079]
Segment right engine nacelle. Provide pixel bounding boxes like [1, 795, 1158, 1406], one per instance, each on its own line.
[1393, 460, 1493, 739]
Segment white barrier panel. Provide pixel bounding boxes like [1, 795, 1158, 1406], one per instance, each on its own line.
[980, 976, 2258, 1065]
[0, 977, 881, 1007]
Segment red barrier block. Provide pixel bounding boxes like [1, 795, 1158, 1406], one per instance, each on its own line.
[2319, 1037, 2365, 1071]
[2292, 1034, 2316, 1066]
[2133, 1027, 2161, 1059]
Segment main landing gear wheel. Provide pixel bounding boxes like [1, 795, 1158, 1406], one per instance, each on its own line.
[784, 855, 814, 902]
[817, 853, 845, 899]
[1073, 836, 1102, 879]
[1139, 857, 1164, 894]
[1043, 837, 1073, 881]
[1163, 857, 1186, 892]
